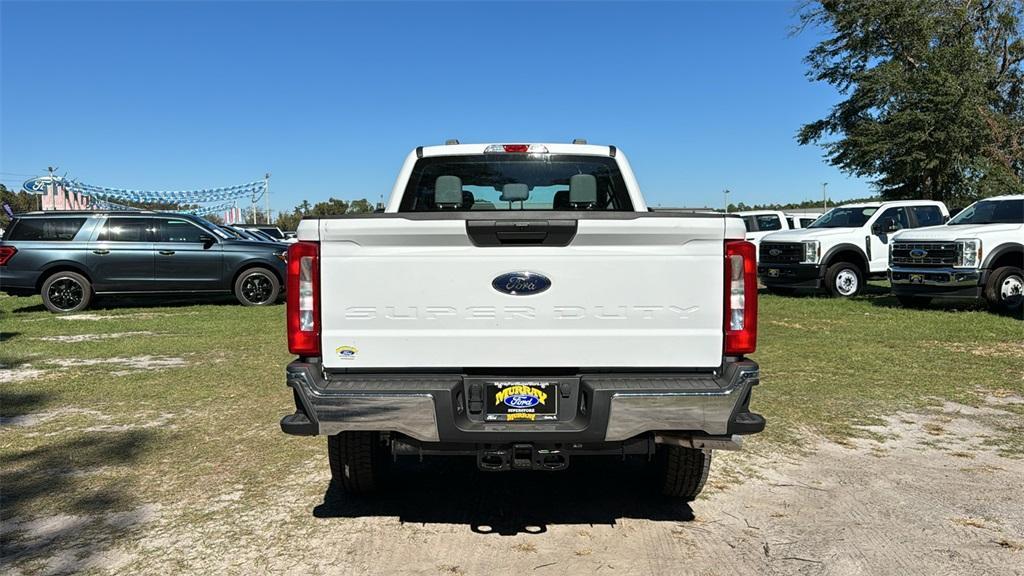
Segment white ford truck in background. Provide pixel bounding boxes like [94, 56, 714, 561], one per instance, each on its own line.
[736, 210, 823, 249]
[757, 200, 949, 297]
[889, 195, 1023, 313]
[280, 142, 764, 503]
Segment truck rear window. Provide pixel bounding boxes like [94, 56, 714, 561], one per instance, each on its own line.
[399, 155, 633, 212]
[6, 217, 87, 241]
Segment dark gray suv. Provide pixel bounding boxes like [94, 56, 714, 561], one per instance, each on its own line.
[0, 211, 288, 313]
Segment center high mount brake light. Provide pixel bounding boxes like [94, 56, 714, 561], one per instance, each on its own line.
[484, 144, 549, 154]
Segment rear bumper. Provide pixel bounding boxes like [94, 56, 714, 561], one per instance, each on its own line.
[889, 267, 984, 299]
[757, 263, 823, 288]
[0, 267, 41, 295]
[281, 359, 764, 443]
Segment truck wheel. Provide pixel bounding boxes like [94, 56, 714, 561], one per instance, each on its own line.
[327, 432, 389, 494]
[984, 266, 1023, 315]
[234, 268, 280, 306]
[41, 271, 92, 313]
[655, 445, 712, 502]
[896, 295, 932, 309]
[825, 262, 863, 298]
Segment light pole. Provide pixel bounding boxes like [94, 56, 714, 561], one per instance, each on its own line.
[264, 172, 271, 225]
[822, 182, 829, 210]
[723, 189, 731, 213]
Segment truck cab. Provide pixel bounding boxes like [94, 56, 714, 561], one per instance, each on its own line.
[735, 210, 789, 249]
[279, 142, 764, 504]
[757, 200, 949, 297]
[889, 195, 1023, 313]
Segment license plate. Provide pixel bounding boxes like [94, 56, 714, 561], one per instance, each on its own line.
[767, 268, 780, 277]
[485, 381, 558, 422]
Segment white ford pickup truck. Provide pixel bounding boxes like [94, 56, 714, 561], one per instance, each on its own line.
[758, 200, 949, 297]
[889, 194, 1023, 313]
[280, 142, 764, 502]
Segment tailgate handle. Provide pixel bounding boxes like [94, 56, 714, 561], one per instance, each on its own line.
[466, 220, 577, 247]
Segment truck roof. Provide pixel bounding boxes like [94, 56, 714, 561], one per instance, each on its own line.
[839, 200, 945, 209]
[417, 142, 616, 158]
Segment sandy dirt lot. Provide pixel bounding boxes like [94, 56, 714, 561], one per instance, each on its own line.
[3, 400, 1022, 576]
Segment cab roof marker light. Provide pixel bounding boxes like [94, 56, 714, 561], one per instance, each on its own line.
[483, 144, 549, 154]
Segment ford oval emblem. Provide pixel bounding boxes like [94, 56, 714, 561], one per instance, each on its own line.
[909, 248, 928, 258]
[504, 394, 541, 408]
[492, 271, 551, 296]
[768, 248, 782, 257]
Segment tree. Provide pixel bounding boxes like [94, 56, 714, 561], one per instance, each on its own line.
[796, 0, 1024, 208]
[0, 184, 40, 222]
[347, 199, 374, 214]
[310, 197, 350, 216]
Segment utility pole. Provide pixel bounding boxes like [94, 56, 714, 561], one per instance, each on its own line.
[822, 182, 829, 210]
[264, 172, 271, 225]
[723, 189, 731, 213]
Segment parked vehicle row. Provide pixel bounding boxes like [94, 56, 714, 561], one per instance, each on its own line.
[0, 211, 289, 312]
[756, 195, 1022, 314]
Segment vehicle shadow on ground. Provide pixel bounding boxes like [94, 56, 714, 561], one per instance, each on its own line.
[11, 293, 279, 313]
[0, 429, 157, 571]
[313, 457, 694, 535]
[867, 293, 993, 313]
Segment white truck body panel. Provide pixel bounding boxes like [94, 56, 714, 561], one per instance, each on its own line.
[314, 216, 733, 369]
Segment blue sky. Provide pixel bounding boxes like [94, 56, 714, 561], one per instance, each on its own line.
[1, 1, 866, 213]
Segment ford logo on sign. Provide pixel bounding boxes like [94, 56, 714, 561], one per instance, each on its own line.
[909, 248, 929, 258]
[492, 271, 551, 296]
[504, 395, 541, 408]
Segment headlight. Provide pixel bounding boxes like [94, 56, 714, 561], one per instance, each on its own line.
[955, 239, 981, 268]
[801, 240, 820, 264]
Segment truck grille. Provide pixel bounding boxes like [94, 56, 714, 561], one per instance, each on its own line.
[891, 242, 957, 267]
[759, 242, 803, 264]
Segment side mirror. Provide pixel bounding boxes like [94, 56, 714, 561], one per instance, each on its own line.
[873, 218, 897, 234]
[199, 234, 216, 247]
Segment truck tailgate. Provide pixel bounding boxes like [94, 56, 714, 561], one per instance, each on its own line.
[317, 216, 727, 369]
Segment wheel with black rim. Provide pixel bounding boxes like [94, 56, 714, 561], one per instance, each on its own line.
[40, 271, 92, 313]
[233, 268, 280, 306]
[984, 266, 1023, 315]
[825, 262, 863, 298]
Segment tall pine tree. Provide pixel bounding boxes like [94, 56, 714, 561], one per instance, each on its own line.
[797, 0, 1024, 208]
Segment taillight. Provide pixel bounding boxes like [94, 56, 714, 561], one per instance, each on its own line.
[287, 241, 320, 356]
[724, 240, 757, 355]
[0, 246, 16, 266]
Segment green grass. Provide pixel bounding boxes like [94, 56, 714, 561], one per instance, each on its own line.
[0, 288, 1021, 570]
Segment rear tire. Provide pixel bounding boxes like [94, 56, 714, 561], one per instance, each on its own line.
[984, 266, 1023, 315]
[654, 445, 712, 502]
[824, 262, 863, 298]
[40, 271, 92, 313]
[896, 295, 932, 309]
[328, 432, 389, 494]
[234, 267, 280, 306]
